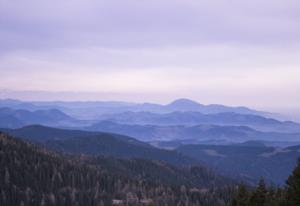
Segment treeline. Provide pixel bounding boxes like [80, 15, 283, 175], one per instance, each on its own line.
[0, 133, 235, 206]
[232, 158, 300, 206]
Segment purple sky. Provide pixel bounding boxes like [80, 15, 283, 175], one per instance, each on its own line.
[0, 0, 300, 112]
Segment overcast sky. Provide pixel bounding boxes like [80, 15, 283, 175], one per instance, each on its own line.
[0, 0, 300, 111]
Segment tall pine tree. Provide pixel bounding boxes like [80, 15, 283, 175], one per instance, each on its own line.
[286, 158, 300, 205]
[232, 184, 249, 206]
[249, 178, 267, 206]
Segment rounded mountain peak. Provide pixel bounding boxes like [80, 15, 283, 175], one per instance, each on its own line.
[167, 99, 203, 110]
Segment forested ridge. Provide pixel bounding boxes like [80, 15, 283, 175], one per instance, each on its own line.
[1, 125, 198, 167]
[0, 132, 235, 206]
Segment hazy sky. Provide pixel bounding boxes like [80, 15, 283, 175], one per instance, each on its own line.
[0, 0, 300, 110]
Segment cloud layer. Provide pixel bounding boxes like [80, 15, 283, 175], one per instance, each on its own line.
[0, 0, 300, 109]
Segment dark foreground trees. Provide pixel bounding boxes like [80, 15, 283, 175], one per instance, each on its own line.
[232, 158, 300, 206]
[286, 158, 300, 205]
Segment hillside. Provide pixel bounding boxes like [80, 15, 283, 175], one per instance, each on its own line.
[1, 125, 100, 142]
[0, 132, 235, 206]
[1, 125, 197, 167]
[45, 135, 198, 166]
[176, 144, 300, 185]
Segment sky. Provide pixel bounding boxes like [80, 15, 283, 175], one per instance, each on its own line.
[0, 0, 300, 113]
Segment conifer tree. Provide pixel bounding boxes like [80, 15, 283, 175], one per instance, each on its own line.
[232, 184, 249, 206]
[249, 178, 267, 206]
[286, 158, 300, 205]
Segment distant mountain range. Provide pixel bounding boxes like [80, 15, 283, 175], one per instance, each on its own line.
[0, 98, 269, 119]
[2, 105, 298, 135]
[94, 111, 300, 133]
[86, 120, 300, 144]
[0, 107, 75, 128]
[2, 99, 300, 145]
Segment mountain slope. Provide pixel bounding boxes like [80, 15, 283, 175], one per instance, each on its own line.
[1, 125, 112, 142]
[1, 125, 197, 166]
[45, 135, 196, 166]
[0, 132, 235, 206]
[176, 144, 300, 185]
